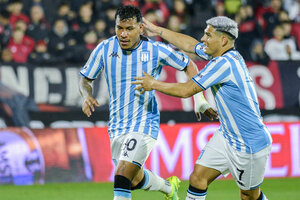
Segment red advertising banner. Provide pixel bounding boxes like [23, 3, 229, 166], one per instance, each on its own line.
[1, 122, 300, 185]
[82, 122, 300, 182]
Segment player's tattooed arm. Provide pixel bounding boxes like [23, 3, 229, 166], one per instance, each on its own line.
[79, 77, 93, 98]
[79, 77, 99, 117]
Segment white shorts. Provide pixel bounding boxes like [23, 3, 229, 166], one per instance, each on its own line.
[110, 133, 156, 168]
[196, 130, 271, 190]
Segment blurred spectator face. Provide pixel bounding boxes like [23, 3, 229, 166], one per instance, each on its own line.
[1, 48, 13, 62]
[9, 1, 23, 15]
[144, 11, 158, 23]
[174, 0, 185, 14]
[282, 22, 292, 36]
[273, 25, 284, 40]
[0, 14, 9, 25]
[12, 29, 24, 43]
[84, 31, 97, 44]
[279, 11, 290, 21]
[30, 5, 44, 22]
[95, 19, 106, 32]
[168, 15, 180, 32]
[246, 5, 253, 17]
[79, 4, 93, 20]
[107, 8, 117, 21]
[238, 6, 247, 20]
[115, 16, 143, 50]
[36, 41, 47, 52]
[215, 2, 225, 16]
[15, 20, 27, 32]
[271, 0, 282, 12]
[58, 4, 70, 16]
[54, 20, 67, 36]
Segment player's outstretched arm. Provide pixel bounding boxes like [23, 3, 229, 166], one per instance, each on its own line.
[79, 77, 100, 117]
[184, 60, 218, 121]
[133, 71, 202, 98]
[143, 17, 199, 53]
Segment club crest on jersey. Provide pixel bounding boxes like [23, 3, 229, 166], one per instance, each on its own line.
[140, 51, 150, 62]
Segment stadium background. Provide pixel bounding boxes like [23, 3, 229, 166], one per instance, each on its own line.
[0, 0, 300, 199]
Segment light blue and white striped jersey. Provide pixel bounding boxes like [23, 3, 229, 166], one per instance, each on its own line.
[193, 43, 272, 154]
[80, 36, 189, 139]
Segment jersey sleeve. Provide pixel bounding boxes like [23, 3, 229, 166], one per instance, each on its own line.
[80, 41, 105, 80]
[194, 42, 213, 61]
[192, 57, 231, 90]
[157, 42, 190, 71]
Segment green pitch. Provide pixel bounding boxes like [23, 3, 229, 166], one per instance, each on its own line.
[1, 178, 299, 200]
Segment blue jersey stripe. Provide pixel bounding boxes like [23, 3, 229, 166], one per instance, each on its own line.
[111, 39, 119, 135]
[133, 43, 148, 133]
[125, 48, 138, 134]
[117, 50, 128, 134]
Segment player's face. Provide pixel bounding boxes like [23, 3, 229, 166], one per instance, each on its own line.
[115, 16, 143, 50]
[200, 25, 223, 57]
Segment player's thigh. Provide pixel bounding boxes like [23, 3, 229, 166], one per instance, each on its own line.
[194, 131, 228, 184]
[227, 144, 272, 191]
[111, 133, 156, 168]
[195, 130, 229, 175]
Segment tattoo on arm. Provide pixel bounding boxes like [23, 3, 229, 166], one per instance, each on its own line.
[193, 85, 199, 93]
[80, 78, 93, 97]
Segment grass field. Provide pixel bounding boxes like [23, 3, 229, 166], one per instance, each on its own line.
[1, 178, 299, 200]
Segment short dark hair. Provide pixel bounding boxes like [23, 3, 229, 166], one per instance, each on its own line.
[115, 5, 142, 23]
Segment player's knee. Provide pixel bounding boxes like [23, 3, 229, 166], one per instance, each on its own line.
[189, 171, 208, 190]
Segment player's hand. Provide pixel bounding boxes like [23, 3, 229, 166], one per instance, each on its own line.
[82, 96, 100, 117]
[203, 108, 218, 121]
[132, 71, 155, 94]
[142, 17, 160, 37]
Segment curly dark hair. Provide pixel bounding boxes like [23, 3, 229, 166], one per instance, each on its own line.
[115, 5, 142, 23]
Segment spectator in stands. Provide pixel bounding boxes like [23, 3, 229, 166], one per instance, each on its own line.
[28, 40, 61, 64]
[0, 10, 12, 50]
[0, 48, 13, 63]
[142, 0, 170, 26]
[27, 5, 50, 43]
[56, 2, 76, 26]
[250, 39, 270, 65]
[105, 5, 118, 36]
[15, 19, 28, 32]
[265, 24, 300, 60]
[94, 0, 119, 19]
[143, 8, 161, 41]
[94, 18, 109, 43]
[7, 0, 30, 29]
[235, 5, 264, 61]
[7, 27, 35, 63]
[72, 3, 95, 43]
[173, 0, 192, 35]
[48, 19, 77, 62]
[71, 30, 98, 63]
[22, 0, 62, 24]
[283, 0, 300, 22]
[262, 0, 284, 38]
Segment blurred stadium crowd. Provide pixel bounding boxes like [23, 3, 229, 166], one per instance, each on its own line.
[1, 0, 300, 65]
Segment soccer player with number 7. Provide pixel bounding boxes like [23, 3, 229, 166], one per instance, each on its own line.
[133, 16, 273, 200]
